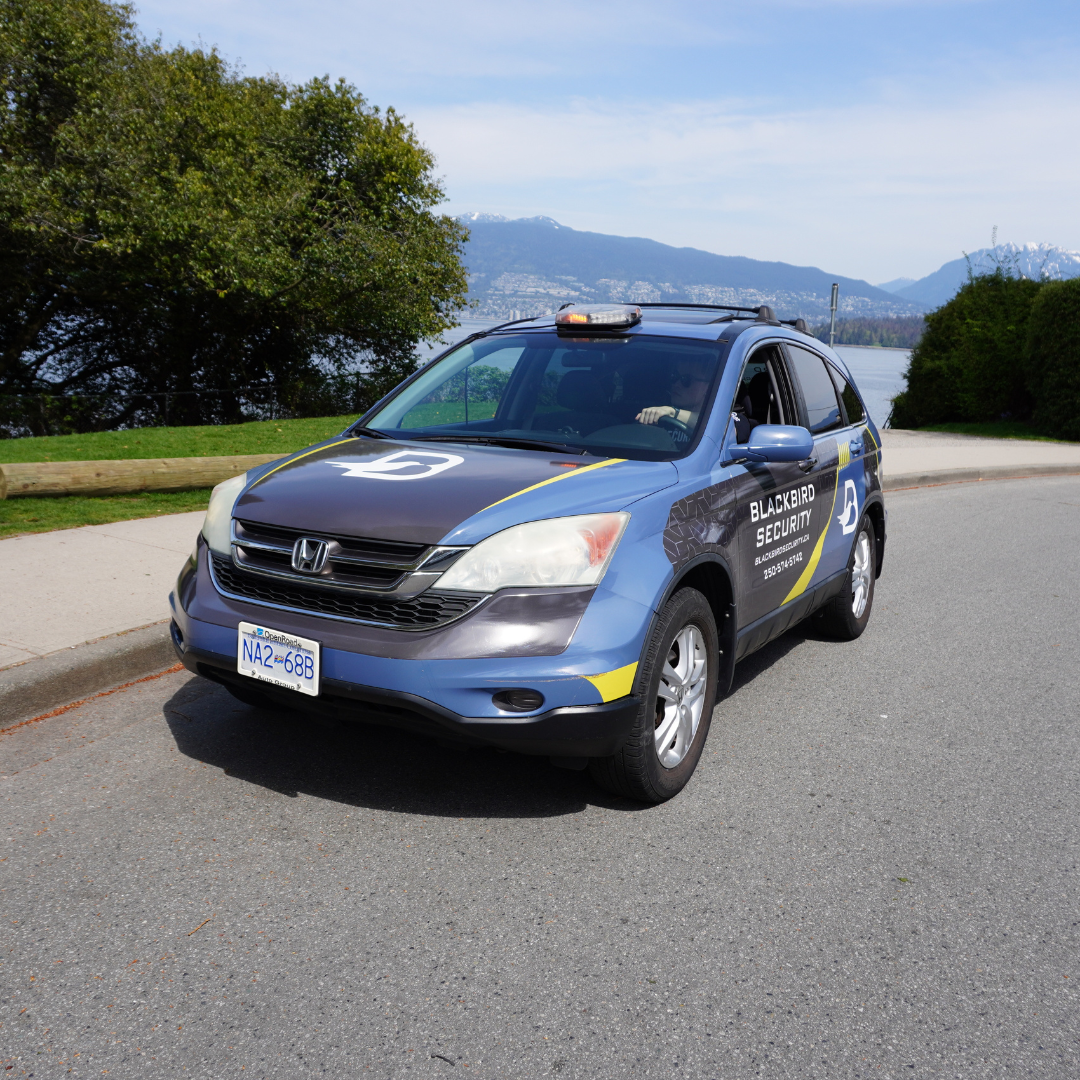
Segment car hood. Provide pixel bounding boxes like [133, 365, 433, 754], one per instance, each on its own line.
[234, 437, 678, 546]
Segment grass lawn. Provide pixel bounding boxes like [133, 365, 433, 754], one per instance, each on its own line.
[0, 488, 212, 540]
[0, 415, 363, 537]
[0, 414, 359, 463]
[918, 420, 1078, 443]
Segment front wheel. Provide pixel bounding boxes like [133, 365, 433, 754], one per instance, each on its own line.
[814, 512, 876, 640]
[589, 587, 719, 803]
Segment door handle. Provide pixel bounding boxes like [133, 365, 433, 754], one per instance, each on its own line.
[797, 457, 817, 473]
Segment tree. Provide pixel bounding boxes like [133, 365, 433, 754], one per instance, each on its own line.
[889, 270, 1043, 429]
[0, 0, 469, 435]
[810, 316, 925, 349]
[1025, 279, 1080, 441]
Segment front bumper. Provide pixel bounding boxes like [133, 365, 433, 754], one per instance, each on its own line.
[173, 625, 640, 757]
[170, 539, 654, 757]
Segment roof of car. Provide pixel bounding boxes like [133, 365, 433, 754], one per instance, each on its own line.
[478, 304, 820, 345]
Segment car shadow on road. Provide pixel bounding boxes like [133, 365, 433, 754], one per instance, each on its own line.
[162, 676, 646, 819]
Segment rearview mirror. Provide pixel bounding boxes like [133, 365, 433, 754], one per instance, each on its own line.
[743, 424, 814, 463]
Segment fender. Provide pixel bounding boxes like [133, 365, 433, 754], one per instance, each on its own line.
[862, 491, 887, 578]
[632, 551, 739, 701]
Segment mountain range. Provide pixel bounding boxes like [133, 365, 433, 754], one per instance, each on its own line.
[876, 243, 1080, 307]
[457, 214, 922, 323]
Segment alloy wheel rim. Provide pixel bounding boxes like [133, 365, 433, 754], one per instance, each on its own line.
[654, 625, 708, 769]
[851, 529, 872, 619]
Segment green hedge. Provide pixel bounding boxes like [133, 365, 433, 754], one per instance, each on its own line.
[889, 271, 1044, 428]
[1026, 279, 1080, 441]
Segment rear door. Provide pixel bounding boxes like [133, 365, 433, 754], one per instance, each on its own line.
[782, 344, 851, 593]
[730, 345, 824, 628]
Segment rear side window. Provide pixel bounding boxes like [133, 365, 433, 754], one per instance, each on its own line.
[786, 345, 843, 435]
[828, 365, 865, 425]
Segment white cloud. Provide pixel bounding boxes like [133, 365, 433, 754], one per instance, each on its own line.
[416, 84, 1080, 281]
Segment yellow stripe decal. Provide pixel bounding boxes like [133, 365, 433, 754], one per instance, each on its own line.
[585, 662, 638, 703]
[481, 457, 626, 512]
[248, 437, 356, 489]
[781, 440, 841, 606]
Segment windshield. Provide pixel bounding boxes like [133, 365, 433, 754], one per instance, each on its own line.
[364, 332, 727, 461]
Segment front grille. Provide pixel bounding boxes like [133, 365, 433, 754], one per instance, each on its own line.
[211, 554, 484, 629]
[232, 519, 435, 592]
[236, 520, 427, 563]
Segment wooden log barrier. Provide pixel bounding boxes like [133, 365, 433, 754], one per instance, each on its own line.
[0, 454, 289, 499]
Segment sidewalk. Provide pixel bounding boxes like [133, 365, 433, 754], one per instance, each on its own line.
[0, 511, 203, 668]
[3, 431, 1079, 724]
[879, 429, 1080, 483]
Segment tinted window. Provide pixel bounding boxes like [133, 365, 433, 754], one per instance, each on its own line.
[786, 345, 843, 434]
[828, 365, 865, 424]
[366, 333, 727, 461]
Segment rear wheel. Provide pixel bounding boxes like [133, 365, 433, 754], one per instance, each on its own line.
[589, 587, 719, 803]
[815, 513, 876, 640]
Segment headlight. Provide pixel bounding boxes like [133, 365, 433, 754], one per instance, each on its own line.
[437, 513, 630, 593]
[201, 473, 248, 555]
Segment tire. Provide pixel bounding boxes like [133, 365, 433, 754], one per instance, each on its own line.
[589, 587, 719, 803]
[814, 512, 876, 640]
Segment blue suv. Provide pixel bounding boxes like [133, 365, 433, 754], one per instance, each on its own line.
[171, 303, 885, 803]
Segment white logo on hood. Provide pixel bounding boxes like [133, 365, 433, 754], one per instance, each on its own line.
[837, 478, 859, 535]
[326, 449, 465, 481]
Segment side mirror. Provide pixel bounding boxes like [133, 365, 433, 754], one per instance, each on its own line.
[744, 424, 814, 463]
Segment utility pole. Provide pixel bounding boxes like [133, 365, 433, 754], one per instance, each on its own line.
[828, 283, 839, 349]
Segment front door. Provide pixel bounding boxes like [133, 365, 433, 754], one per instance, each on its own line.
[729, 345, 828, 628]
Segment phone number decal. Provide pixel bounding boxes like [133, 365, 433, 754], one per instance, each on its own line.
[762, 551, 804, 581]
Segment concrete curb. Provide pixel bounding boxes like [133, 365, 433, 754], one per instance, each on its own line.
[883, 463, 1080, 491]
[0, 622, 176, 730]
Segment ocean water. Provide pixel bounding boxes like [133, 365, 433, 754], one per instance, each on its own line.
[833, 346, 909, 428]
[419, 322, 908, 430]
[417, 318, 502, 360]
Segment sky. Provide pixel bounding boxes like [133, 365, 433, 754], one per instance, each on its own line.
[132, 0, 1080, 285]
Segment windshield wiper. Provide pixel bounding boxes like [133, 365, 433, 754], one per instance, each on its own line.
[408, 434, 588, 455]
[346, 426, 393, 440]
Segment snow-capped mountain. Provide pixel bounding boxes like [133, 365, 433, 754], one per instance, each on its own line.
[889, 243, 1080, 307]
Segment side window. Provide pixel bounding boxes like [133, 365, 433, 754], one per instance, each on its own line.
[828, 364, 865, 425]
[731, 346, 794, 443]
[786, 345, 843, 435]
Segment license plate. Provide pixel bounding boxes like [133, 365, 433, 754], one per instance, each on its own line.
[237, 622, 320, 697]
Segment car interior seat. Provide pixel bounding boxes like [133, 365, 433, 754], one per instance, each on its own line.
[734, 371, 775, 442]
[532, 369, 619, 435]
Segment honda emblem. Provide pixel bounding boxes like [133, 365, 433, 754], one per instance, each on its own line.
[291, 537, 329, 574]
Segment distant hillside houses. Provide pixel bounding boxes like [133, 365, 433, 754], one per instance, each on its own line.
[459, 215, 922, 322]
[459, 216, 1080, 322]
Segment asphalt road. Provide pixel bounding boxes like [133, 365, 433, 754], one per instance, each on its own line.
[3, 476, 1078, 1079]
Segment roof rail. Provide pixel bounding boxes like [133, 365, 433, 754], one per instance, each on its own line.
[481, 301, 788, 334]
[634, 302, 767, 318]
[485, 313, 550, 332]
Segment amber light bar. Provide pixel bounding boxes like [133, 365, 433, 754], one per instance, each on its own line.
[554, 304, 642, 329]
